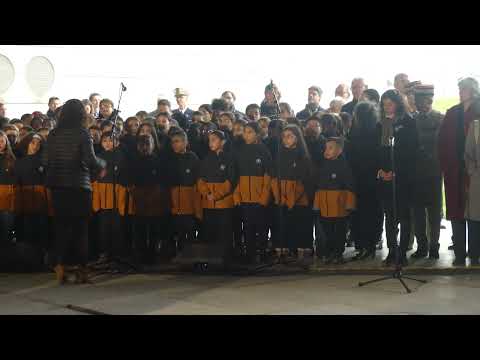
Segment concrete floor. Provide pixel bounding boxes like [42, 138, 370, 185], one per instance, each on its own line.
[1, 220, 477, 315]
[2, 272, 480, 314]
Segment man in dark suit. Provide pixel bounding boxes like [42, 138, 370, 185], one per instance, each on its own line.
[172, 88, 194, 131]
[296, 86, 325, 121]
[341, 78, 367, 115]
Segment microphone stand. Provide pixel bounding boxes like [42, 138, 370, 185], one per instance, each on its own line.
[358, 135, 426, 293]
[89, 83, 138, 279]
[271, 81, 288, 264]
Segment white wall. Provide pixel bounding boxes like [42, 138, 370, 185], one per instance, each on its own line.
[0, 45, 478, 119]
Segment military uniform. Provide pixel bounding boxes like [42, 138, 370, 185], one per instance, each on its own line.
[412, 85, 444, 257]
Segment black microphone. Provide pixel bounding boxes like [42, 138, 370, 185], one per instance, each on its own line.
[121, 82, 127, 91]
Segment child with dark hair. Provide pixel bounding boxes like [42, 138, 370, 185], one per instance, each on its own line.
[245, 104, 261, 122]
[100, 120, 114, 134]
[233, 122, 272, 264]
[339, 112, 353, 138]
[361, 89, 380, 104]
[0, 131, 17, 245]
[168, 130, 201, 256]
[120, 117, 140, 160]
[91, 132, 129, 262]
[271, 125, 314, 261]
[31, 116, 44, 131]
[191, 111, 204, 124]
[197, 130, 236, 268]
[14, 133, 50, 257]
[313, 137, 356, 264]
[320, 113, 341, 138]
[89, 125, 102, 154]
[128, 134, 171, 265]
[257, 117, 270, 141]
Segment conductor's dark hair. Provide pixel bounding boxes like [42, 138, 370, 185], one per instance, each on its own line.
[57, 99, 88, 129]
[380, 89, 406, 119]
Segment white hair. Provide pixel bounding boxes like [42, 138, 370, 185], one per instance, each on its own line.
[458, 77, 480, 98]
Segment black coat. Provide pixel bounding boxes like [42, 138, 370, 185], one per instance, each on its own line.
[95, 148, 128, 186]
[377, 114, 419, 203]
[341, 99, 359, 115]
[15, 154, 45, 186]
[260, 101, 280, 121]
[296, 105, 325, 121]
[44, 127, 106, 191]
[347, 128, 381, 192]
[172, 108, 194, 130]
[305, 135, 326, 169]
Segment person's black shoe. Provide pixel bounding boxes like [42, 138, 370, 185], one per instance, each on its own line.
[452, 258, 466, 267]
[382, 251, 395, 266]
[440, 224, 446, 229]
[470, 258, 480, 266]
[411, 250, 428, 259]
[352, 249, 366, 261]
[429, 249, 440, 260]
[376, 242, 383, 250]
[448, 244, 455, 251]
[324, 255, 335, 265]
[359, 250, 376, 261]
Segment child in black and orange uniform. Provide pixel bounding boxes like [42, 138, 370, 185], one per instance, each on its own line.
[233, 122, 272, 264]
[128, 134, 170, 266]
[313, 137, 356, 264]
[0, 131, 16, 246]
[271, 125, 314, 261]
[91, 132, 129, 262]
[197, 130, 236, 267]
[14, 133, 50, 255]
[168, 130, 201, 255]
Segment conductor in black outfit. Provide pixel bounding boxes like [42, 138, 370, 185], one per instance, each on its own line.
[44, 99, 106, 284]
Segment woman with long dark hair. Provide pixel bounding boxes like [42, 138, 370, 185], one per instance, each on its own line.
[348, 102, 382, 260]
[45, 99, 106, 284]
[271, 124, 314, 261]
[377, 90, 419, 266]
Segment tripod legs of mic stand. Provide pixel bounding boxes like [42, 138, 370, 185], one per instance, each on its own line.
[358, 266, 427, 294]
